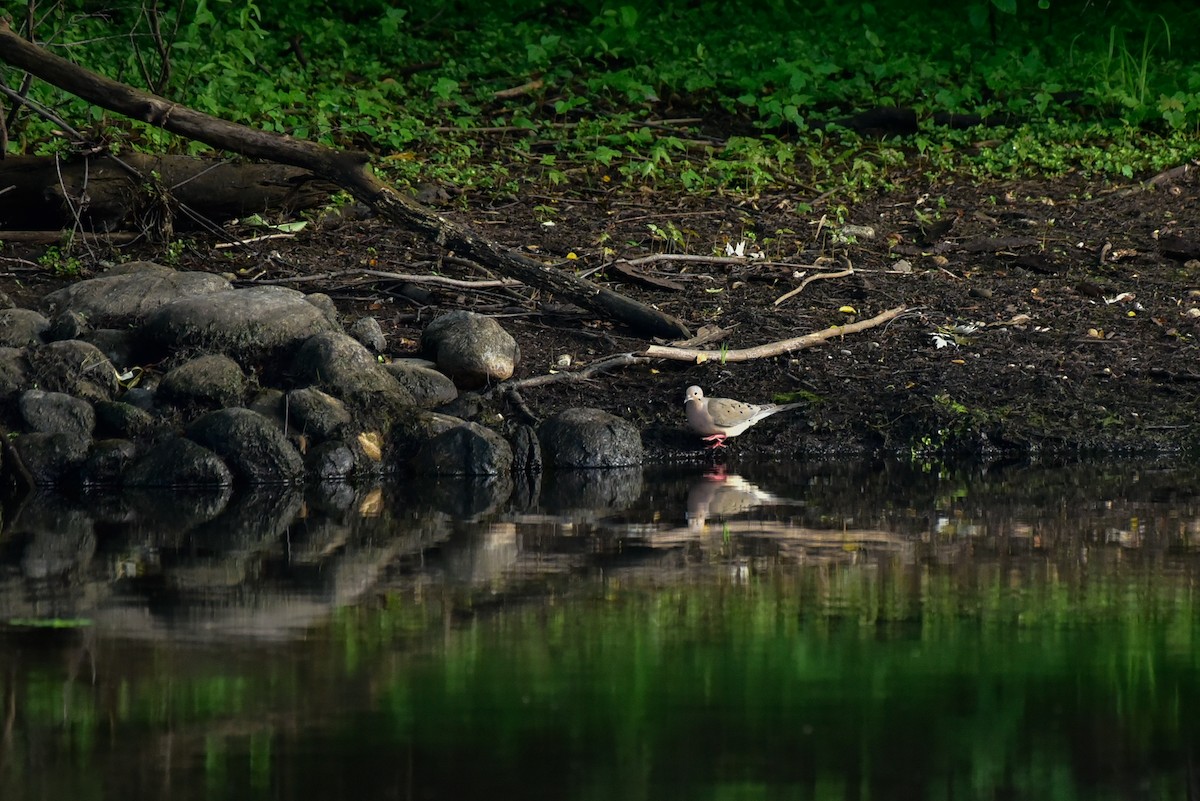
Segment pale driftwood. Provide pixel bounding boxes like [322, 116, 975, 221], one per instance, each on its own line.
[0, 23, 690, 340]
[487, 305, 907, 395]
[644, 305, 908, 362]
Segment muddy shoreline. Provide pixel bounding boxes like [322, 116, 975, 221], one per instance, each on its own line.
[4, 168, 1198, 462]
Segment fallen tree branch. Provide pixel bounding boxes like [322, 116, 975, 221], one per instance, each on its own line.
[0, 230, 141, 244]
[644, 305, 908, 362]
[0, 22, 690, 340]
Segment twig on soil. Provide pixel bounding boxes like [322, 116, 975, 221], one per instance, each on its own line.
[773, 261, 854, 306]
[485, 352, 652, 397]
[495, 305, 908, 397]
[245, 269, 524, 290]
[492, 79, 543, 99]
[214, 232, 296, 248]
[618, 253, 815, 270]
[644, 305, 908, 362]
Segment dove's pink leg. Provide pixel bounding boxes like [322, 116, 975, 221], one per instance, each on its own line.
[701, 433, 728, 449]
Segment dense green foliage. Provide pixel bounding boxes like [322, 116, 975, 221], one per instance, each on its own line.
[5, 0, 1200, 195]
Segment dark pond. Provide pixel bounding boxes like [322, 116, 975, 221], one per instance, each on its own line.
[1, 460, 1199, 800]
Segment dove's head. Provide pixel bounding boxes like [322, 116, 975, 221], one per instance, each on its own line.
[685, 386, 705, 403]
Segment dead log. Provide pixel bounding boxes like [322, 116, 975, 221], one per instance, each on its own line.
[0, 23, 691, 340]
[0, 153, 334, 230]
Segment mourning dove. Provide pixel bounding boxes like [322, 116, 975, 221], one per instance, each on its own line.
[684, 385, 802, 448]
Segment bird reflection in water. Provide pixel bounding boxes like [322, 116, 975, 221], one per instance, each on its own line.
[685, 467, 799, 531]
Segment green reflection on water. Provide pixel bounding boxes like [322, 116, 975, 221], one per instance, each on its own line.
[3, 562, 1199, 800]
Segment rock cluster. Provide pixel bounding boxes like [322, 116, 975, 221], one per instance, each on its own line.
[0, 262, 644, 491]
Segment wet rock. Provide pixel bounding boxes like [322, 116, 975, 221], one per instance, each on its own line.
[0, 347, 29, 399]
[158, 354, 246, 410]
[384, 361, 459, 408]
[389, 410, 470, 464]
[85, 328, 140, 367]
[286, 387, 353, 439]
[186, 408, 304, 484]
[349, 316, 386, 352]
[291, 331, 414, 423]
[247, 389, 287, 430]
[510, 424, 543, 475]
[94, 400, 162, 440]
[434, 391, 483, 420]
[43, 264, 231, 327]
[306, 440, 359, 480]
[304, 292, 340, 326]
[538, 407, 644, 468]
[0, 308, 49, 347]
[79, 438, 138, 486]
[410, 420, 513, 476]
[125, 436, 233, 487]
[12, 432, 89, 486]
[122, 386, 156, 411]
[143, 285, 336, 362]
[27, 340, 119, 402]
[18, 389, 95, 439]
[46, 310, 89, 342]
[420, 310, 520, 389]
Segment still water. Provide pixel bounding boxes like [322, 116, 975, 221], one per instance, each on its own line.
[1, 460, 1198, 800]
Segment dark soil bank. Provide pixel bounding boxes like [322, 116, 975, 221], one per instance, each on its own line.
[6, 168, 1200, 462]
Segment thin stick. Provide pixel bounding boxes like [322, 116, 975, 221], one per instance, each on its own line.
[644, 305, 908, 363]
[773, 265, 855, 306]
[247, 269, 523, 290]
[618, 253, 822, 270]
[214, 232, 297, 248]
[486, 352, 651, 396]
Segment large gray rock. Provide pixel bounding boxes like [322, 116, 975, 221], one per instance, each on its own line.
[286, 386, 353, 439]
[420, 310, 520, 389]
[348, 316, 386, 352]
[27, 340, 119, 402]
[0, 308, 49, 347]
[94, 400, 163, 441]
[186, 408, 304, 484]
[18, 389, 95, 439]
[158, 354, 246, 410]
[538, 407, 644, 468]
[410, 420, 513, 476]
[46, 310, 88, 342]
[291, 331, 414, 421]
[79, 439, 139, 486]
[126, 437, 234, 487]
[43, 264, 231, 327]
[0, 347, 31, 400]
[143, 286, 336, 362]
[384, 361, 459, 408]
[12, 432, 89, 486]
